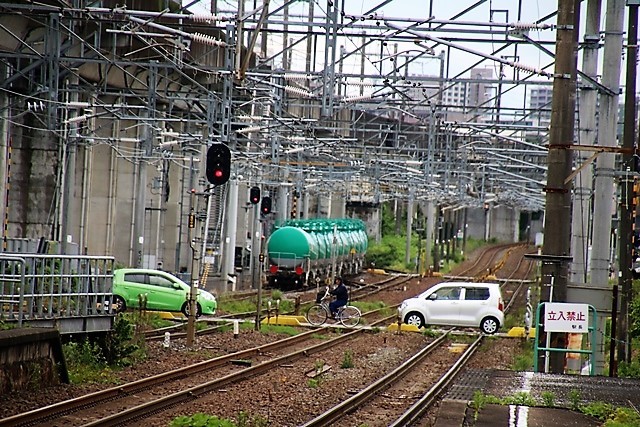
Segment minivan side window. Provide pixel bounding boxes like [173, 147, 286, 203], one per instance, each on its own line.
[465, 287, 490, 300]
[433, 287, 461, 300]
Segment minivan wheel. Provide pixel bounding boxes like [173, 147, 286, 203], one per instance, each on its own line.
[404, 312, 425, 328]
[480, 316, 499, 334]
[181, 301, 202, 318]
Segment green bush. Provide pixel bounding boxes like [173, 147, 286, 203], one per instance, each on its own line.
[581, 402, 614, 421]
[603, 407, 640, 427]
[100, 314, 144, 366]
[63, 314, 146, 383]
[617, 359, 640, 378]
[63, 340, 112, 384]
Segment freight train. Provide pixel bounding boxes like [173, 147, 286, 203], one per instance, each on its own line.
[265, 218, 368, 290]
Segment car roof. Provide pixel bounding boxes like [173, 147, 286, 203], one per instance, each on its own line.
[115, 268, 167, 274]
[416, 281, 500, 298]
[435, 281, 499, 288]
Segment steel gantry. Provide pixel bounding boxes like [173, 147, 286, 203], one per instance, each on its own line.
[1, 1, 636, 371]
[0, 0, 563, 271]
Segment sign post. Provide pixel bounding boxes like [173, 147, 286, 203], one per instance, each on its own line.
[533, 302, 597, 375]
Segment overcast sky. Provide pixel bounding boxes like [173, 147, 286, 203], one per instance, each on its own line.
[185, 1, 630, 109]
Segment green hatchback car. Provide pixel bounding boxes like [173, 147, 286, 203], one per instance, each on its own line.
[112, 268, 217, 317]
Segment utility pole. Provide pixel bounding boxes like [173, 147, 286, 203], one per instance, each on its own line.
[570, 0, 602, 284]
[617, 1, 638, 369]
[538, 0, 579, 373]
[590, 0, 625, 375]
[61, 72, 79, 255]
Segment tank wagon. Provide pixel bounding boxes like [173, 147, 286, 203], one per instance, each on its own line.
[266, 218, 368, 290]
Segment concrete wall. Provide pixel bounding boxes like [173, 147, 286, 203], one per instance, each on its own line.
[0, 328, 68, 394]
[465, 206, 523, 242]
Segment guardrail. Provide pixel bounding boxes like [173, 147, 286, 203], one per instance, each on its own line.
[0, 254, 115, 332]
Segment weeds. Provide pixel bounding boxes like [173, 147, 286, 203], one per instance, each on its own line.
[307, 378, 321, 388]
[170, 411, 269, 427]
[541, 391, 555, 407]
[63, 314, 145, 384]
[568, 389, 581, 411]
[341, 350, 354, 369]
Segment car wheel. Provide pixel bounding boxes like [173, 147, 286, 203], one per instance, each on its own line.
[480, 316, 500, 334]
[181, 301, 202, 318]
[112, 295, 126, 313]
[404, 312, 425, 328]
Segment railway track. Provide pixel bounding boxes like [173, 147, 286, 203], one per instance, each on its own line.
[302, 332, 483, 427]
[298, 244, 536, 426]
[0, 243, 536, 426]
[141, 274, 413, 340]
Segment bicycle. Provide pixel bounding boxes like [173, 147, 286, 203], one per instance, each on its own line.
[305, 286, 362, 327]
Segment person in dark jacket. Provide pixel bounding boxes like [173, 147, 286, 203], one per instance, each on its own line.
[329, 276, 348, 318]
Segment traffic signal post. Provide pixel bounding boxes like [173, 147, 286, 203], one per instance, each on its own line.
[187, 188, 198, 347]
[251, 201, 262, 331]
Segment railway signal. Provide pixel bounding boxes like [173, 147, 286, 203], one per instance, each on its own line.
[261, 196, 272, 215]
[249, 186, 260, 204]
[205, 144, 231, 185]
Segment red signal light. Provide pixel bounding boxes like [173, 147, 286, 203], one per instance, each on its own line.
[260, 196, 272, 214]
[206, 144, 231, 185]
[249, 187, 260, 204]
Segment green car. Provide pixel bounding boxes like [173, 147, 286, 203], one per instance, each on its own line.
[112, 268, 217, 317]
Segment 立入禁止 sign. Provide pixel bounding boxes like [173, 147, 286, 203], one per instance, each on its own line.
[544, 302, 589, 333]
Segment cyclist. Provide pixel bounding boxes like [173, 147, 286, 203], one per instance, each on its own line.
[329, 276, 348, 318]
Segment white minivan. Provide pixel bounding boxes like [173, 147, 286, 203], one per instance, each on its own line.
[398, 282, 504, 334]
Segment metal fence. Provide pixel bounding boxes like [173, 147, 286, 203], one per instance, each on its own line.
[0, 254, 114, 331]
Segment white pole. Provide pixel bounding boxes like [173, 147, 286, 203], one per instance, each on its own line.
[544, 276, 554, 373]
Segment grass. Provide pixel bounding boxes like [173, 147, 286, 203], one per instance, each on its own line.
[216, 293, 296, 315]
[511, 340, 534, 371]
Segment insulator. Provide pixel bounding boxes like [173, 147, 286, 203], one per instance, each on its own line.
[284, 73, 312, 81]
[27, 100, 45, 111]
[190, 13, 231, 22]
[343, 94, 372, 103]
[192, 32, 227, 47]
[236, 126, 264, 134]
[345, 81, 374, 87]
[511, 22, 536, 30]
[284, 86, 313, 98]
[510, 22, 552, 31]
[512, 62, 550, 77]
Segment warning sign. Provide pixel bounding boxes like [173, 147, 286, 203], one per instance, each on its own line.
[544, 302, 589, 333]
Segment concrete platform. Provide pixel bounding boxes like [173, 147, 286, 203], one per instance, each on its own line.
[435, 369, 640, 426]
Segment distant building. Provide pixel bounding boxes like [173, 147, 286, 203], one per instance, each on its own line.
[407, 66, 495, 123]
[528, 87, 553, 125]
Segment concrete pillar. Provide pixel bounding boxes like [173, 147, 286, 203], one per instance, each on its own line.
[333, 193, 346, 217]
[589, 0, 624, 375]
[570, 0, 601, 284]
[302, 191, 310, 219]
[318, 193, 331, 218]
[276, 185, 288, 223]
[222, 177, 239, 285]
